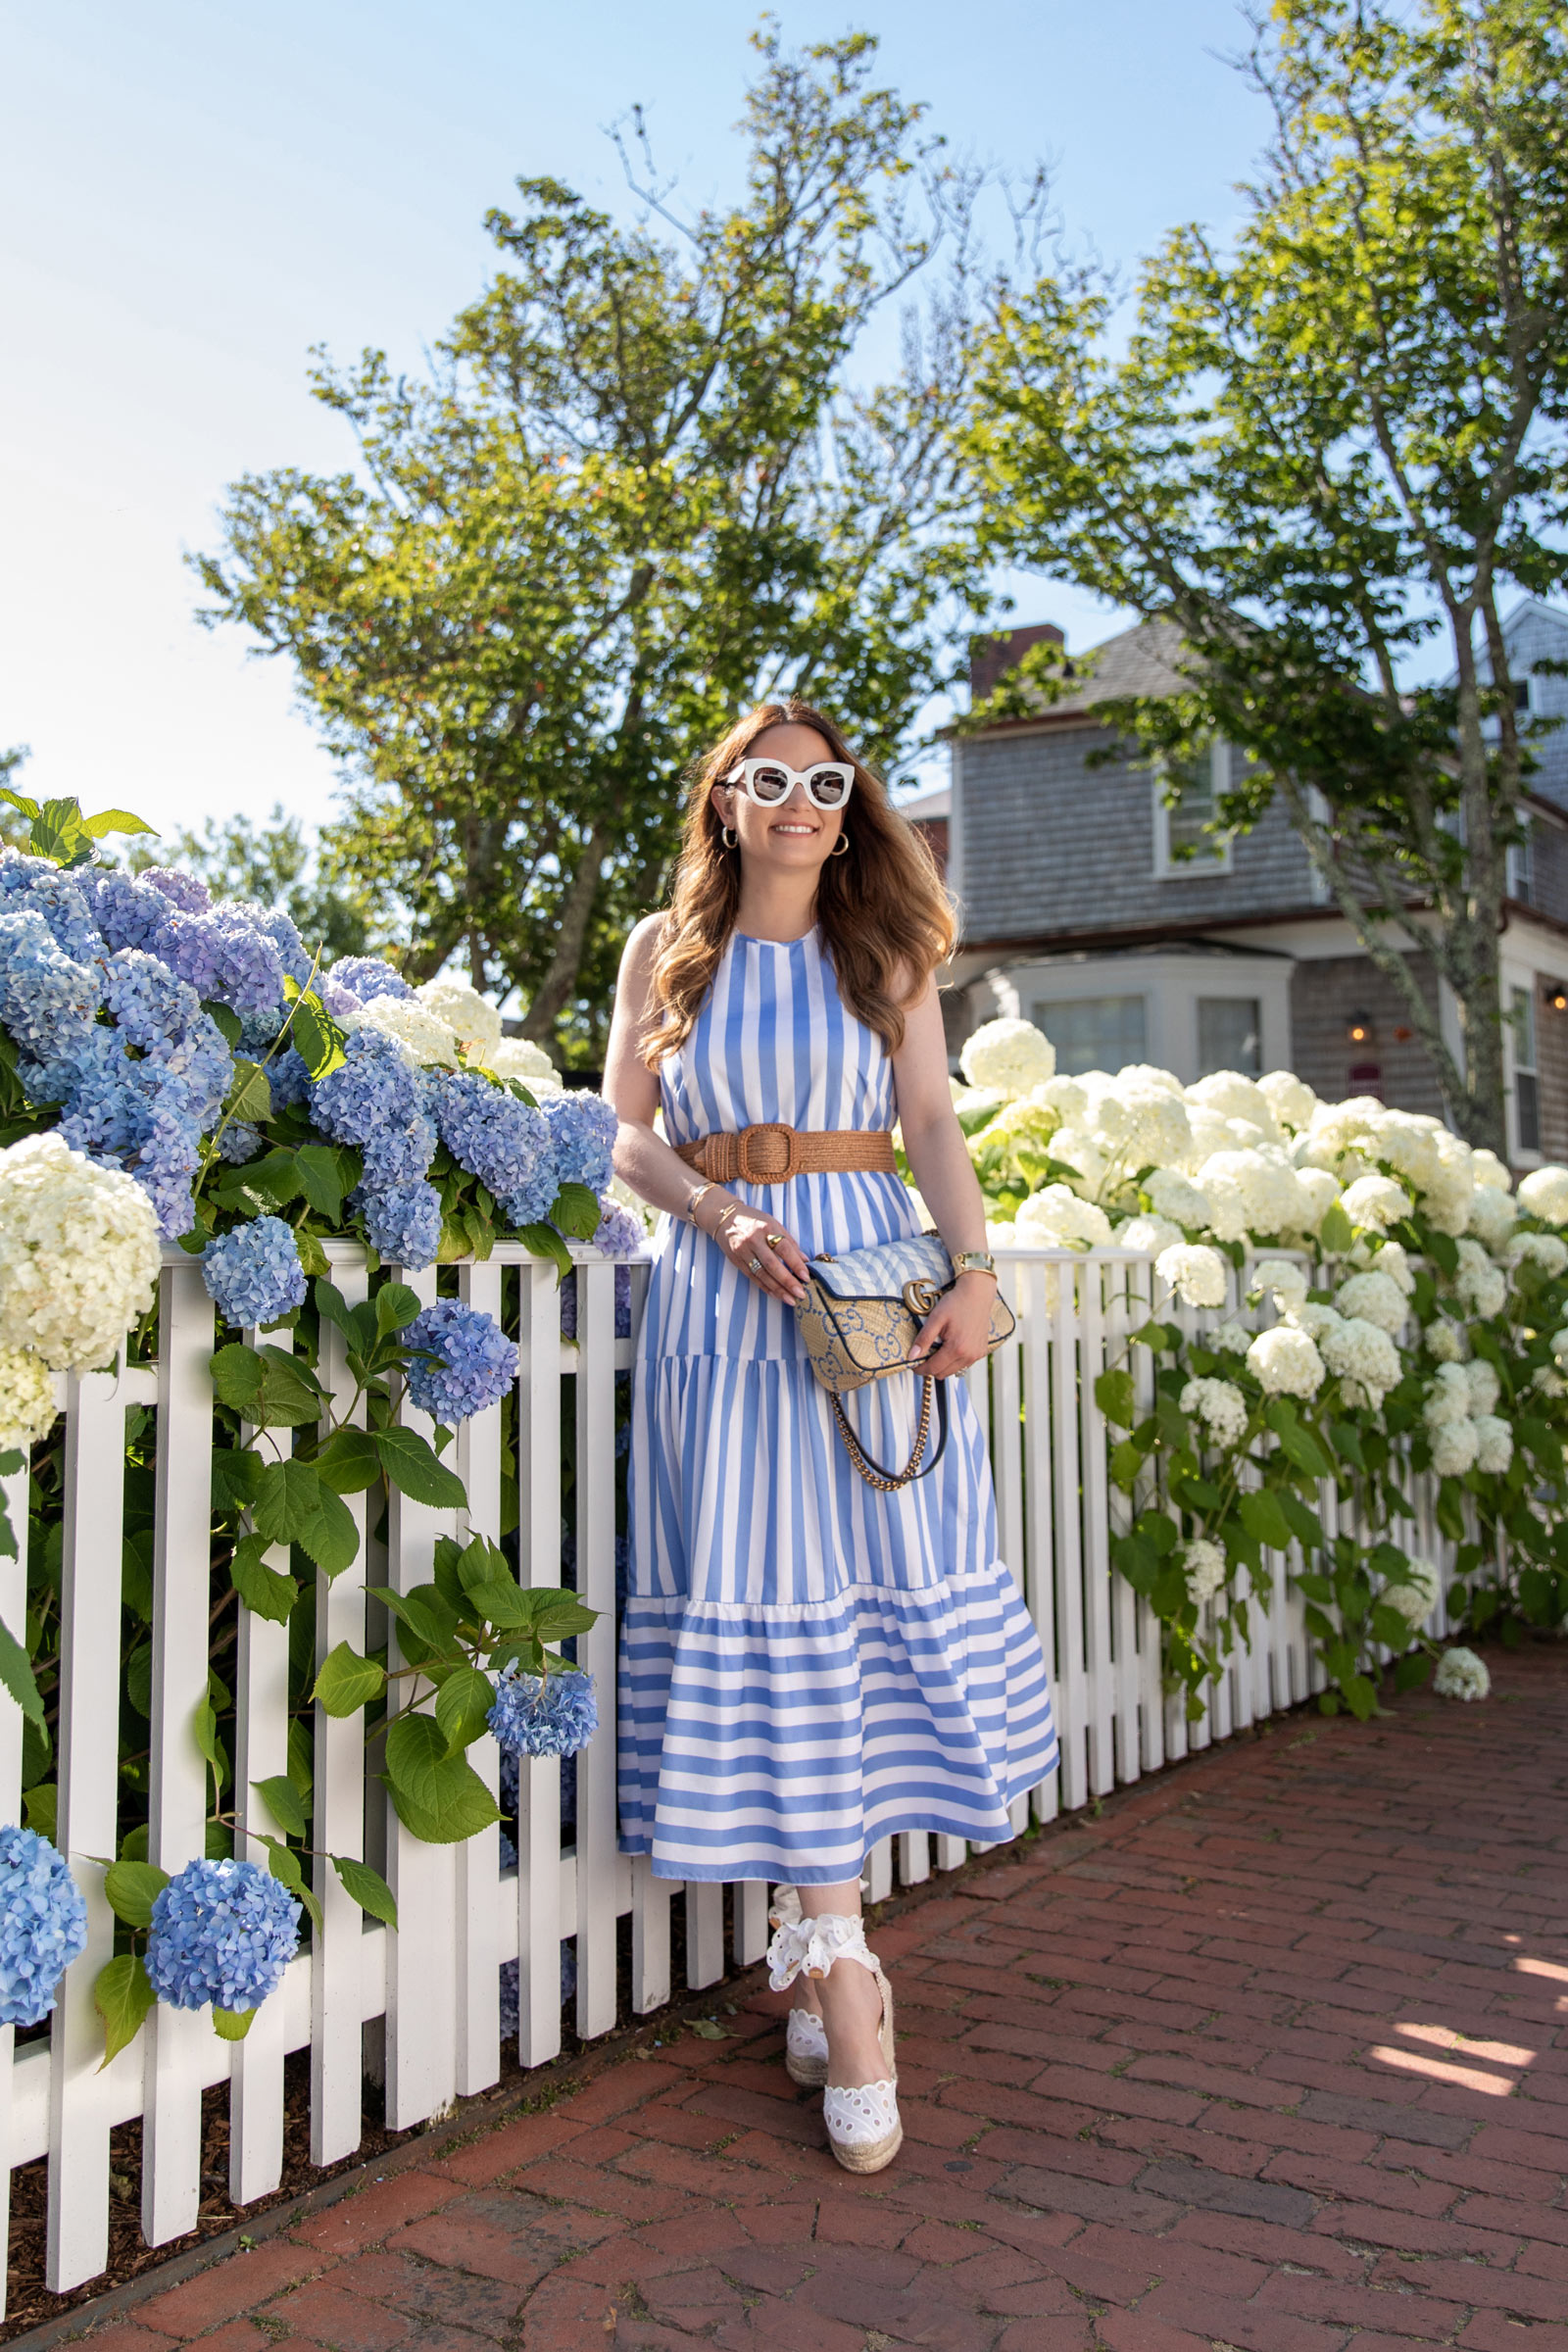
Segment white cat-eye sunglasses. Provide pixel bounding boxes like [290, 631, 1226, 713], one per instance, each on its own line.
[721, 757, 856, 811]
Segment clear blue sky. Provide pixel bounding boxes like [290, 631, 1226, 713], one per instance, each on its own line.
[1, 1, 1270, 842]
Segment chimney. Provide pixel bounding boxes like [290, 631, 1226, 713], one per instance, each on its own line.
[969, 621, 1065, 705]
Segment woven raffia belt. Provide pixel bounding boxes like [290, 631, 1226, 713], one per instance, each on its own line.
[673, 1121, 898, 1184]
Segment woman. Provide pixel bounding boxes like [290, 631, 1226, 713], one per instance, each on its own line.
[604, 702, 1057, 2174]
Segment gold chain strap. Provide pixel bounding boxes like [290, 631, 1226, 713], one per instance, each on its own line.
[830, 1377, 935, 1492]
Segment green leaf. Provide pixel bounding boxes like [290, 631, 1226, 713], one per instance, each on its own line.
[23, 1783, 57, 1839]
[294, 1145, 348, 1222]
[1264, 1397, 1333, 1480]
[373, 1425, 466, 1507]
[365, 1583, 461, 1661]
[94, 1953, 157, 2066]
[285, 990, 348, 1082]
[1329, 1420, 1365, 1470]
[383, 1709, 451, 1800]
[313, 1278, 357, 1344]
[80, 805, 156, 840]
[213, 2005, 257, 2040]
[258, 1833, 322, 1933]
[251, 1774, 307, 1840]
[551, 1181, 603, 1241]
[0, 1615, 46, 1726]
[315, 1426, 382, 1494]
[0, 785, 38, 821]
[434, 1665, 496, 1754]
[1318, 1201, 1353, 1254]
[515, 1220, 572, 1279]
[1238, 1490, 1295, 1552]
[229, 1534, 299, 1623]
[1341, 1673, 1379, 1723]
[30, 796, 96, 868]
[1394, 1650, 1432, 1692]
[376, 1281, 423, 1336]
[193, 1696, 222, 1774]
[253, 1458, 323, 1545]
[210, 1343, 320, 1427]
[526, 1591, 598, 1642]
[103, 1859, 170, 1932]
[331, 1855, 399, 1929]
[382, 1755, 501, 1845]
[463, 1577, 542, 1630]
[1094, 1367, 1137, 1429]
[202, 1000, 244, 1050]
[296, 1484, 360, 1578]
[1277, 1492, 1325, 1551]
[313, 1641, 386, 1717]
[225, 1059, 274, 1126]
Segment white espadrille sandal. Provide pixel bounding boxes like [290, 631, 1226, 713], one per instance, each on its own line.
[765, 1894, 901, 2174]
[768, 1888, 831, 2087]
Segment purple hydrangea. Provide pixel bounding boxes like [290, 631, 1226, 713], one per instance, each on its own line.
[330, 956, 412, 1004]
[311, 1030, 419, 1146]
[541, 1091, 618, 1195]
[202, 1215, 308, 1327]
[144, 1857, 301, 2015]
[486, 1664, 598, 1758]
[0, 1826, 89, 2027]
[404, 1298, 517, 1422]
[355, 1178, 443, 1268]
[0, 851, 104, 963]
[591, 1200, 643, 1258]
[230, 902, 314, 989]
[142, 866, 211, 914]
[436, 1072, 554, 1200]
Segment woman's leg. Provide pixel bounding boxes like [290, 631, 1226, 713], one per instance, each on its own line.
[793, 1874, 889, 2087]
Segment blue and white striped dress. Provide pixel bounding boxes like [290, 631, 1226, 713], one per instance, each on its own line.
[618, 924, 1057, 1884]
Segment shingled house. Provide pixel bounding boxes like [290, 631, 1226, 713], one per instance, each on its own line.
[903, 602, 1568, 1169]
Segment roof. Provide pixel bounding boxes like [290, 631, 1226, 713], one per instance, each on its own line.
[898, 787, 950, 822]
[966, 617, 1193, 732]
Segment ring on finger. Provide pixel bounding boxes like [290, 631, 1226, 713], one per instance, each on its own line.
[764, 1231, 785, 1248]
[748, 1256, 763, 1275]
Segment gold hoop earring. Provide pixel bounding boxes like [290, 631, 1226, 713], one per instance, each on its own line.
[722, 824, 738, 849]
[829, 830, 850, 858]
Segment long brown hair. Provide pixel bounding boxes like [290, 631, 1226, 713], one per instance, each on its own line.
[643, 701, 955, 1067]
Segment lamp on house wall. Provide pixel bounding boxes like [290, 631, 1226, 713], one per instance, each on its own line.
[1545, 981, 1568, 1014]
[1346, 1010, 1374, 1046]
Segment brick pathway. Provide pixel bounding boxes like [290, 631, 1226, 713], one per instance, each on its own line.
[73, 1648, 1568, 2352]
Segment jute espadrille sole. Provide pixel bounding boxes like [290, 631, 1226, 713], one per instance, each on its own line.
[786, 2046, 829, 2087]
[827, 2116, 904, 2173]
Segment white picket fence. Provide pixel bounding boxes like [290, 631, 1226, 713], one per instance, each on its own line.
[0, 1239, 1459, 2309]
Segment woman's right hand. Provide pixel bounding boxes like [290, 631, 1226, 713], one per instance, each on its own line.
[703, 1195, 809, 1306]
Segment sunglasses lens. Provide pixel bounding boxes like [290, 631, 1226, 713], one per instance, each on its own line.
[749, 764, 792, 802]
[808, 767, 849, 807]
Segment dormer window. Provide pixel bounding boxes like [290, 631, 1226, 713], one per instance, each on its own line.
[1153, 742, 1233, 877]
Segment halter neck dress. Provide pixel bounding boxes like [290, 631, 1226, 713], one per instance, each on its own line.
[618, 923, 1057, 1884]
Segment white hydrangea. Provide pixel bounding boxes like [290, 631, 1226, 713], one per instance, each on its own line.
[1208, 1319, 1251, 1355]
[1119, 1063, 1185, 1096]
[1451, 1239, 1507, 1319]
[1156, 1244, 1229, 1309]
[1184, 1538, 1228, 1604]
[1471, 1148, 1511, 1191]
[1333, 1270, 1408, 1336]
[1302, 1096, 1385, 1167]
[481, 1037, 563, 1093]
[1116, 1213, 1186, 1257]
[1434, 1645, 1490, 1700]
[1318, 1314, 1401, 1399]
[1550, 1327, 1568, 1366]
[1187, 1070, 1280, 1139]
[1383, 1556, 1441, 1627]
[1288, 1301, 1344, 1345]
[985, 1219, 1018, 1249]
[1087, 1080, 1193, 1169]
[1146, 1167, 1210, 1229]
[1015, 1185, 1114, 1250]
[1247, 1323, 1325, 1398]
[1340, 1173, 1410, 1232]
[1047, 1127, 1109, 1200]
[416, 979, 503, 1054]
[1425, 1320, 1464, 1362]
[1364, 1110, 1444, 1199]
[1518, 1165, 1568, 1225]
[1421, 1127, 1477, 1237]
[1464, 1186, 1519, 1250]
[1180, 1376, 1249, 1448]
[1294, 1167, 1342, 1233]
[1250, 1257, 1309, 1312]
[1473, 1414, 1513, 1474]
[960, 1018, 1055, 1100]
[0, 1135, 161, 1373]
[1030, 1075, 1089, 1129]
[1200, 1150, 1312, 1242]
[1184, 1105, 1247, 1168]
[1373, 1239, 1415, 1296]
[1424, 1363, 1473, 1428]
[1463, 1358, 1500, 1417]
[1506, 1231, 1568, 1279]
[1535, 1363, 1568, 1399]
[0, 1348, 60, 1449]
[1430, 1416, 1480, 1477]
[1258, 1070, 1317, 1133]
[359, 993, 462, 1067]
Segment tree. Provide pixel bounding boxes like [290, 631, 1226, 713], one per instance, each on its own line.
[196, 29, 992, 1060]
[139, 805, 375, 966]
[965, 0, 1568, 1151]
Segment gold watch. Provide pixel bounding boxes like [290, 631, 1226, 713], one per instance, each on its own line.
[952, 1250, 997, 1280]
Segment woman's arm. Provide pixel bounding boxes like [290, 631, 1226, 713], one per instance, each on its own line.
[602, 917, 808, 1304]
[890, 970, 997, 1378]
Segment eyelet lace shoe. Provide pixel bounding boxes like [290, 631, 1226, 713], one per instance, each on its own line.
[768, 1890, 832, 2086]
[765, 1889, 901, 2173]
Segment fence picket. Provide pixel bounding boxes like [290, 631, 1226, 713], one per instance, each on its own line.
[573, 1256, 619, 2042]
[454, 1260, 504, 2100]
[0, 1455, 29, 2313]
[514, 1257, 563, 2067]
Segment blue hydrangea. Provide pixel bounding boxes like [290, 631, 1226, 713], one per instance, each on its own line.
[436, 1073, 554, 1201]
[501, 1158, 563, 1230]
[360, 1107, 437, 1191]
[101, 949, 203, 1050]
[0, 910, 102, 1060]
[0, 851, 104, 963]
[592, 1200, 643, 1258]
[267, 1046, 312, 1110]
[229, 902, 314, 989]
[541, 1092, 618, 1196]
[202, 1216, 308, 1327]
[142, 867, 211, 914]
[355, 1179, 443, 1268]
[144, 1857, 302, 2015]
[217, 1122, 265, 1164]
[487, 1664, 598, 1758]
[498, 1829, 517, 1873]
[330, 956, 412, 1004]
[559, 1266, 632, 1341]
[312, 1030, 419, 1145]
[0, 1826, 89, 2027]
[404, 1298, 517, 1422]
[90, 870, 173, 954]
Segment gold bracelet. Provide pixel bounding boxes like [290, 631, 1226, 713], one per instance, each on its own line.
[686, 1180, 718, 1226]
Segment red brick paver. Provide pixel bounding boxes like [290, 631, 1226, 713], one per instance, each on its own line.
[71, 1649, 1568, 2349]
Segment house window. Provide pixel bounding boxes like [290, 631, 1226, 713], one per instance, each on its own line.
[1511, 984, 1541, 1154]
[1153, 742, 1233, 876]
[1507, 820, 1534, 906]
[1198, 996, 1261, 1077]
[1515, 676, 1533, 713]
[1032, 994, 1148, 1077]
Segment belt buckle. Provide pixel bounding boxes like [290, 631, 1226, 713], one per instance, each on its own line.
[734, 1121, 797, 1182]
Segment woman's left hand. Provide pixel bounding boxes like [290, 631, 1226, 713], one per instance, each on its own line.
[909, 1273, 998, 1379]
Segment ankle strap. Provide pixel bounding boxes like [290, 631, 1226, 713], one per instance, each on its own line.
[765, 1907, 881, 1991]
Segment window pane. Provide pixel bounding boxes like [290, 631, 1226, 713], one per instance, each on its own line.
[1162, 742, 1226, 862]
[1032, 995, 1148, 1077]
[1518, 1072, 1542, 1154]
[1198, 996, 1261, 1076]
[1511, 984, 1537, 1070]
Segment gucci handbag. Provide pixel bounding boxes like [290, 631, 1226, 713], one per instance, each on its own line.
[792, 1232, 1015, 1492]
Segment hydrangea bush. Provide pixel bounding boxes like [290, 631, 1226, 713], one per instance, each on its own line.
[939, 1014, 1568, 1719]
[0, 795, 624, 2062]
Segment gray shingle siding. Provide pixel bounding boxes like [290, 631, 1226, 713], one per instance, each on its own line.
[1498, 602, 1568, 811]
[956, 720, 1318, 945]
